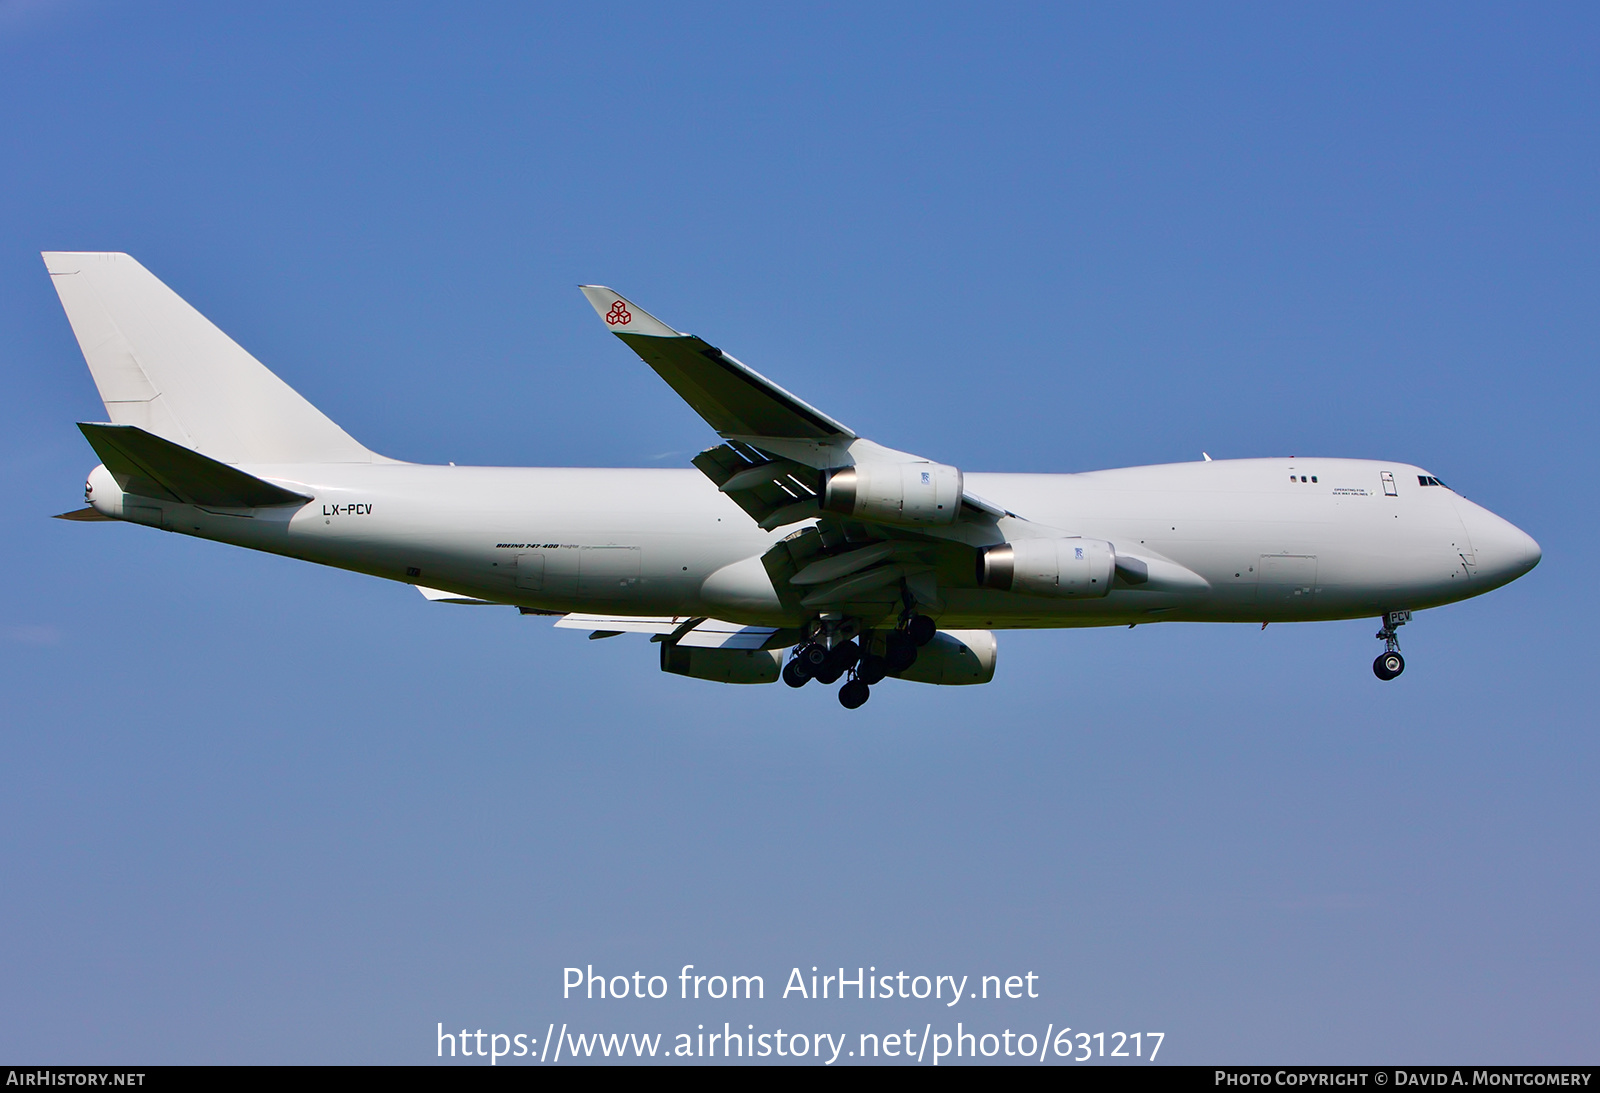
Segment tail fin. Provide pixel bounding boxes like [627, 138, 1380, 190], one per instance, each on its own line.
[43, 252, 383, 464]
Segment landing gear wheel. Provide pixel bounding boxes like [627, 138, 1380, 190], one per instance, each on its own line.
[884, 631, 917, 673]
[828, 641, 861, 674]
[802, 643, 829, 669]
[1373, 652, 1405, 681]
[906, 614, 937, 647]
[857, 653, 888, 685]
[839, 678, 870, 709]
[782, 659, 810, 688]
[814, 641, 858, 685]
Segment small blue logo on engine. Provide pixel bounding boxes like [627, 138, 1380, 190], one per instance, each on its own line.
[1075, 547, 1084, 559]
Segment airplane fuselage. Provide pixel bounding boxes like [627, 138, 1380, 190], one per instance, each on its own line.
[84, 454, 1540, 629]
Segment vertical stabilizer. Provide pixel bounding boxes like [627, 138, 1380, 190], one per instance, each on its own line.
[43, 252, 384, 464]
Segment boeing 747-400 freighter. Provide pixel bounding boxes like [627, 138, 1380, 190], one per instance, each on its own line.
[45, 252, 1540, 708]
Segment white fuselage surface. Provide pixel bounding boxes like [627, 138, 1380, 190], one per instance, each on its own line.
[84, 455, 1537, 628]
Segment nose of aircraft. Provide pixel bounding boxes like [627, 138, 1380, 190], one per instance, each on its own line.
[1456, 497, 1541, 587]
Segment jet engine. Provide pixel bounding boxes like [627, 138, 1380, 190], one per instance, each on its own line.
[977, 538, 1115, 598]
[822, 462, 963, 527]
[661, 644, 784, 685]
[890, 629, 997, 685]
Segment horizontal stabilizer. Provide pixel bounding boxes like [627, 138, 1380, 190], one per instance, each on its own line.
[79, 422, 311, 508]
[579, 286, 855, 440]
[54, 506, 113, 521]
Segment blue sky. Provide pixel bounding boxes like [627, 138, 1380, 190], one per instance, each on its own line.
[1, 1, 1595, 1064]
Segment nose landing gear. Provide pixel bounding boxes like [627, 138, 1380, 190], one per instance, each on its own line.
[1373, 610, 1410, 680]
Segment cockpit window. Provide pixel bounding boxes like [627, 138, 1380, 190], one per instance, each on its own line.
[1417, 475, 1448, 488]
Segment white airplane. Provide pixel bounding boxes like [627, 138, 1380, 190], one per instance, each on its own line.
[45, 252, 1540, 708]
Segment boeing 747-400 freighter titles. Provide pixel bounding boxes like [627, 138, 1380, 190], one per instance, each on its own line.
[45, 253, 1540, 708]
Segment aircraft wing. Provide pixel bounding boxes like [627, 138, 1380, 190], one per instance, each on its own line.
[579, 287, 1010, 535]
[578, 287, 854, 441]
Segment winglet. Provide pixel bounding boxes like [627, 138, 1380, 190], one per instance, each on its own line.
[578, 286, 681, 338]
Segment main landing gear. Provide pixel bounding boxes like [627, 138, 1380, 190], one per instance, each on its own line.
[1372, 610, 1410, 681]
[784, 612, 938, 709]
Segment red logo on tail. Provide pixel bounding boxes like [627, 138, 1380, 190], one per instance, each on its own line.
[605, 301, 632, 326]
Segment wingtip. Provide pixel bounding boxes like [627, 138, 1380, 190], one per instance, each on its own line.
[578, 285, 680, 337]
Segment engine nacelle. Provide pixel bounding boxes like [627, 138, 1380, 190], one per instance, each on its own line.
[977, 538, 1115, 598]
[822, 462, 963, 527]
[661, 644, 783, 685]
[891, 629, 997, 686]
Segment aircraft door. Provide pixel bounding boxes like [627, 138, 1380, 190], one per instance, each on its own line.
[513, 551, 544, 590]
[1257, 554, 1318, 607]
[514, 548, 581, 595]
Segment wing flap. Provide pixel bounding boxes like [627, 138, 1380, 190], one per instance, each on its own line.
[551, 613, 790, 650]
[674, 620, 782, 649]
[692, 442, 824, 529]
[552, 613, 690, 635]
